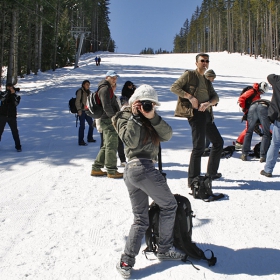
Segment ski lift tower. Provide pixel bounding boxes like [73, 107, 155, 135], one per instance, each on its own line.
[70, 27, 91, 68]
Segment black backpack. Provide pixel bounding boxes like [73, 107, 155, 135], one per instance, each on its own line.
[84, 90, 104, 119]
[190, 175, 224, 202]
[247, 142, 261, 158]
[84, 84, 110, 119]
[68, 89, 81, 114]
[253, 142, 261, 158]
[144, 194, 217, 268]
[202, 145, 235, 159]
[69, 97, 77, 114]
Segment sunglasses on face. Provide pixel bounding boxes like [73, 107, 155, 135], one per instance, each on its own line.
[200, 59, 210, 63]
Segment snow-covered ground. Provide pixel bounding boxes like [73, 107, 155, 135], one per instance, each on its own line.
[0, 51, 280, 280]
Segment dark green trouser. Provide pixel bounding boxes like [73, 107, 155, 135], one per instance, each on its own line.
[92, 118, 118, 174]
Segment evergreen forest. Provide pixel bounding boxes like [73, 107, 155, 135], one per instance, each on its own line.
[0, 0, 114, 85]
[1, 0, 280, 86]
[173, 0, 279, 60]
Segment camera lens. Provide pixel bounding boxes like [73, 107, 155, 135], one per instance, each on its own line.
[141, 100, 153, 112]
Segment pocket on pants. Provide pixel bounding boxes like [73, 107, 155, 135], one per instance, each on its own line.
[127, 164, 146, 183]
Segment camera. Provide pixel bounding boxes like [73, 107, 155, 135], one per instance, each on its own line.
[0, 91, 10, 100]
[140, 100, 153, 112]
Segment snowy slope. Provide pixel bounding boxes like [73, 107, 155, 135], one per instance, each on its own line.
[0, 51, 280, 280]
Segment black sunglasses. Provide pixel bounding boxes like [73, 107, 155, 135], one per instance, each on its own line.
[200, 59, 210, 63]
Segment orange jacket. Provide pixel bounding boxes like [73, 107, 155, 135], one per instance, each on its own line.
[238, 83, 262, 113]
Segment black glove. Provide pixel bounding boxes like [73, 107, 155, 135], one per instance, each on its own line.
[254, 124, 263, 136]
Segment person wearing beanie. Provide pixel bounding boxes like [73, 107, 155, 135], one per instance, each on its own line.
[75, 80, 96, 146]
[91, 70, 123, 179]
[170, 53, 224, 188]
[0, 83, 22, 151]
[204, 69, 216, 82]
[112, 84, 185, 278]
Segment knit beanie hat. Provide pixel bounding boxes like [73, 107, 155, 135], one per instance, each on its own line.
[205, 69, 216, 79]
[129, 84, 161, 106]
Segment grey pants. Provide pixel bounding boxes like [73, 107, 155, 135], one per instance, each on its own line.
[121, 159, 177, 267]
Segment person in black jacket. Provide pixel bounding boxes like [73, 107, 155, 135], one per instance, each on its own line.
[0, 83, 22, 151]
[121, 81, 136, 101]
[260, 74, 280, 177]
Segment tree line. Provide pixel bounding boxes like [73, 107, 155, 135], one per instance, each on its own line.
[0, 0, 115, 86]
[173, 0, 279, 60]
[140, 48, 170, 54]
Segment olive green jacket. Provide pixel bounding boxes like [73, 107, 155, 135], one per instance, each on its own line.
[170, 70, 219, 120]
[112, 108, 172, 162]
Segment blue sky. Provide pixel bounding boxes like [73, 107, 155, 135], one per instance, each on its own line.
[109, 0, 203, 54]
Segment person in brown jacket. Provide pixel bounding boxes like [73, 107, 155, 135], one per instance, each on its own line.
[75, 80, 96, 146]
[170, 53, 224, 188]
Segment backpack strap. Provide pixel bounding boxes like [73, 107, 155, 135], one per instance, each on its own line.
[182, 247, 217, 267]
[142, 246, 157, 260]
[248, 89, 258, 105]
[251, 98, 271, 107]
[241, 91, 263, 122]
[143, 202, 160, 259]
[201, 249, 217, 266]
[157, 143, 167, 180]
[181, 256, 200, 270]
[243, 88, 258, 113]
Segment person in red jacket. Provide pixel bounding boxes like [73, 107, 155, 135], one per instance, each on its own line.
[235, 82, 269, 150]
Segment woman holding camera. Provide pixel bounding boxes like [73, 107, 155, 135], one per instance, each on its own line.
[0, 83, 22, 152]
[112, 84, 185, 279]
